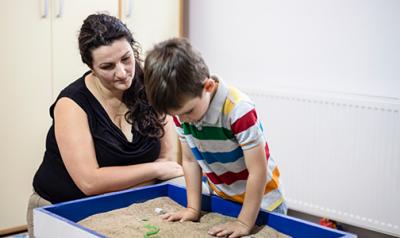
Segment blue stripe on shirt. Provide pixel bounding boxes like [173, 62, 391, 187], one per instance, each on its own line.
[191, 147, 244, 164]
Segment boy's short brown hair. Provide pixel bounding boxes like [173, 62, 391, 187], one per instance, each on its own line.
[144, 38, 210, 115]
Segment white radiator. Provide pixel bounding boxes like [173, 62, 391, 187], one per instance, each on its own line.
[246, 89, 400, 237]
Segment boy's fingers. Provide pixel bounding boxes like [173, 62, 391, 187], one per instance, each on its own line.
[167, 214, 180, 222]
[208, 226, 221, 235]
[159, 213, 170, 219]
[228, 231, 241, 238]
[216, 229, 230, 237]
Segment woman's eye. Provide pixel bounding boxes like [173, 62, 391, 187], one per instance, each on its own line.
[101, 65, 114, 70]
[122, 56, 131, 62]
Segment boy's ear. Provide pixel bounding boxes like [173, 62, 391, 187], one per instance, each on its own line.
[203, 78, 216, 92]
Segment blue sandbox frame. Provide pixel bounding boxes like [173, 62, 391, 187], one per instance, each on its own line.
[36, 183, 357, 238]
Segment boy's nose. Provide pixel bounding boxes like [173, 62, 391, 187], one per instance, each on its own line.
[181, 115, 190, 122]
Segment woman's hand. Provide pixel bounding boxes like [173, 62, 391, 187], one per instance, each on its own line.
[160, 207, 200, 222]
[208, 220, 252, 238]
[154, 160, 183, 181]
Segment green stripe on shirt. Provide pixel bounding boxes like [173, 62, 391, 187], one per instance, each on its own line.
[182, 123, 234, 140]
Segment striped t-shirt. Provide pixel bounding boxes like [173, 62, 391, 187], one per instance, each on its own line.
[173, 77, 284, 211]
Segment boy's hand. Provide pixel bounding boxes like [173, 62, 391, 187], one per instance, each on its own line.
[208, 220, 252, 238]
[160, 207, 200, 222]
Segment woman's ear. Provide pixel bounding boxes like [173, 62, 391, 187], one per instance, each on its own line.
[203, 78, 216, 92]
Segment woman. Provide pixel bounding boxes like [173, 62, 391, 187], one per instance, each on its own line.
[27, 13, 183, 237]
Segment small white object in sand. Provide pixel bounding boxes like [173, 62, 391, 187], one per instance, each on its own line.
[155, 207, 166, 215]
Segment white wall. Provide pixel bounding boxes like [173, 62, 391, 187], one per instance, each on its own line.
[188, 0, 400, 98]
[187, 0, 400, 236]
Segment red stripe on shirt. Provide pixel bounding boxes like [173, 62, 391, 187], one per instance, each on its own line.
[231, 109, 258, 134]
[206, 169, 249, 185]
[265, 143, 270, 160]
[172, 116, 181, 127]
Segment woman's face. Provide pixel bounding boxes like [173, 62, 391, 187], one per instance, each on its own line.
[91, 38, 135, 92]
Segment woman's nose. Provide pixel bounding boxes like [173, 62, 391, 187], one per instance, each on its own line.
[115, 63, 127, 78]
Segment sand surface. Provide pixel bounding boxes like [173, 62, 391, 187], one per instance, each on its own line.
[79, 197, 291, 238]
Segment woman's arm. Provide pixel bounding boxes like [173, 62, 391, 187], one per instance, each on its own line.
[156, 115, 176, 161]
[54, 98, 182, 196]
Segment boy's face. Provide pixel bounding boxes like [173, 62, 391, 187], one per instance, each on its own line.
[168, 78, 216, 123]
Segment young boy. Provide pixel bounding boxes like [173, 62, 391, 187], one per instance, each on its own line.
[144, 38, 286, 238]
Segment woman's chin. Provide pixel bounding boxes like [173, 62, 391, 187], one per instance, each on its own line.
[115, 79, 132, 90]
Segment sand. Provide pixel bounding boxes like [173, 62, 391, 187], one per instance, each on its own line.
[79, 197, 291, 238]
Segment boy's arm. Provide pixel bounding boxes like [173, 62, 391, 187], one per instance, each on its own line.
[161, 140, 203, 222]
[181, 140, 203, 214]
[237, 142, 268, 228]
[208, 142, 267, 237]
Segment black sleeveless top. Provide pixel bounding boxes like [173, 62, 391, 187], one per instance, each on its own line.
[33, 72, 161, 204]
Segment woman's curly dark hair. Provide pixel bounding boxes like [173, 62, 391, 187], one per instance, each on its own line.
[78, 13, 165, 138]
[124, 64, 166, 138]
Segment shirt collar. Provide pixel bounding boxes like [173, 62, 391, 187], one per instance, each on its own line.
[199, 76, 229, 125]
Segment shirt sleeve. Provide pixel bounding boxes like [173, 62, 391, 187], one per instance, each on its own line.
[229, 101, 265, 150]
